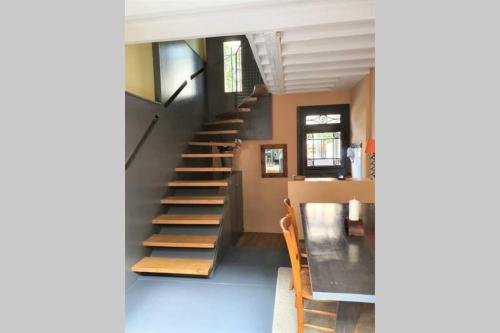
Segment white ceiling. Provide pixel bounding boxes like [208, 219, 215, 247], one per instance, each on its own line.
[247, 19, 375, 94]
[125, 0, 375, 94]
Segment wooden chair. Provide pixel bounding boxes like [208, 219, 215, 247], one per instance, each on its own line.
[284, 198, 308, 290]
[280, 214, 337, 333]
[283, 198, 308, 259]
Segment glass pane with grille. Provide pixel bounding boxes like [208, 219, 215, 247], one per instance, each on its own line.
[305, 114, 341, 125]
[223, 41, 242, 93]
[306, 132, 342, 167]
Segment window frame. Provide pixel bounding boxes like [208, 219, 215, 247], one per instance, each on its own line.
[297, 104, 351, 178]
[222, 40, 243, 93]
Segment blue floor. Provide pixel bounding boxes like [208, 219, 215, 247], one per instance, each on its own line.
[126, 246, 291, 333]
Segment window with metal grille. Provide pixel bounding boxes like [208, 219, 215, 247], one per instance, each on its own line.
[297, 105, 350, 178]
[223, 40, 242, 93]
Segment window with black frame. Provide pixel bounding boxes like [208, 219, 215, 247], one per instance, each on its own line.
[297, 105, 350, 178]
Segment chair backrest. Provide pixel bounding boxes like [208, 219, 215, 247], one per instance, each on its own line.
[280, 214, 303, 298]
[283, 198, 301, 253]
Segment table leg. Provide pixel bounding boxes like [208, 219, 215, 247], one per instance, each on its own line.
[335, 301, 362, 333]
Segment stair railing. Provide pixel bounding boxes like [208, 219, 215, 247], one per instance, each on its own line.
[125, 67, 205, 170]
[127, 38, 264, 170]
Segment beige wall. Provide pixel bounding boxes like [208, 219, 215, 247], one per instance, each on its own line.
[370, 68, 375, 136]
[125, 40, 206, 101]
[234, 90, 352, 233]
[185, 39, 207, 60]
[234, 70, 376, 233]
[125, 43, 155, 101]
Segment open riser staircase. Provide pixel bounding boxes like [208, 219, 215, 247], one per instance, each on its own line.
[132, 84, 269, 278]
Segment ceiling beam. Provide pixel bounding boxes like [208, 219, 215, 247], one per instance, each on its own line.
[284, 59, 374, 73]
[280, 19, 375, 43]
[284, 78, 340, 85]
[282, 48, 375, 66]
[285, 87, 336, 94]
[281, 34, 375, 56]
[125, 0, 375, 44]
[284, 63, 373, 74]
[285, 69, 369, 81]
[285, 83, 337, 90]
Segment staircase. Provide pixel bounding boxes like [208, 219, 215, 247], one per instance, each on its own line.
[132, 84, 269, 277]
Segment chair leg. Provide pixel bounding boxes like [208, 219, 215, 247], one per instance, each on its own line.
[296, 297, 304, 333]
[289, 271, 294, 290]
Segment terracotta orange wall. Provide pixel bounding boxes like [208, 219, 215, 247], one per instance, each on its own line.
[350, 69, 375, 177]
[233, 90, 351, 233]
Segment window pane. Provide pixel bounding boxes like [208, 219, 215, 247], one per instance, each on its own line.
[306, 132, 342, 167]
[305, 114, 341, 125]
[223, 41, 242, 93]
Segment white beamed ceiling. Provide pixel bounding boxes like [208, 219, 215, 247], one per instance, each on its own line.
[125, 0, 375, 94]
[247, 19, 375, 94]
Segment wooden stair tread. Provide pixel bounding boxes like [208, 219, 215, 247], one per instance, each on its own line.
[175, 167, 232, 172]
[251, 84, 269, 97]
[168, 180, 229, 187]
[143, 234, 217, 248]
[303, 323, 334, 333]
[189, 141, 236, 147]
[238, 96, 257, 108]
[215, 108, 251, 119]
[132, 257, 213, 275]
[161, 196, 225, 204]
[153, 214, 222, 225]
[203, 119, 244, 126]
[195, 130, 238, 135]
[181, 153, 234, 158]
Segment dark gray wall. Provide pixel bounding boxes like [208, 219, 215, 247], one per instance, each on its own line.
[206, 36, 271, 140]
[213, 171, 244, 269]
[239, 95, 272, 140]
[125, 93, 162, 160]
[125, 42, 206, 288]
[154, 41, 207, 105]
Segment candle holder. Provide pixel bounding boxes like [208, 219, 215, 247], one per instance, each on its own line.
[344, 218, 365, 237]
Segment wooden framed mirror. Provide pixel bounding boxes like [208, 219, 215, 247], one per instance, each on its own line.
[261, 144, 288, 178]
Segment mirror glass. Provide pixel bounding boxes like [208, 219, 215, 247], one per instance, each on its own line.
[264, 148, 284, 174]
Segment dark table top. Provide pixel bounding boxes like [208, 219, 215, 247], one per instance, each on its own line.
[300, 202, 375, 303]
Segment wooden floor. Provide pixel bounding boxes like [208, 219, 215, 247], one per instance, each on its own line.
[236, 232, 285, 248]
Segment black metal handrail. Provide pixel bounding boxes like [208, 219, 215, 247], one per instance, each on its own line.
[125, 67, 205, 170]
[163, 80, 187, 108]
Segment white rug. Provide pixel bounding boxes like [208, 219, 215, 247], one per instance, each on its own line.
[271, 267, 335, 332]
[272, 267, 296, 333]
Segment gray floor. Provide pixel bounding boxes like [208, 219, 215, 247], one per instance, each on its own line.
[126, 246, 290, 333]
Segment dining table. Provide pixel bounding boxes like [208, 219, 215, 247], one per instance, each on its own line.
[300, 202, 375, 333]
